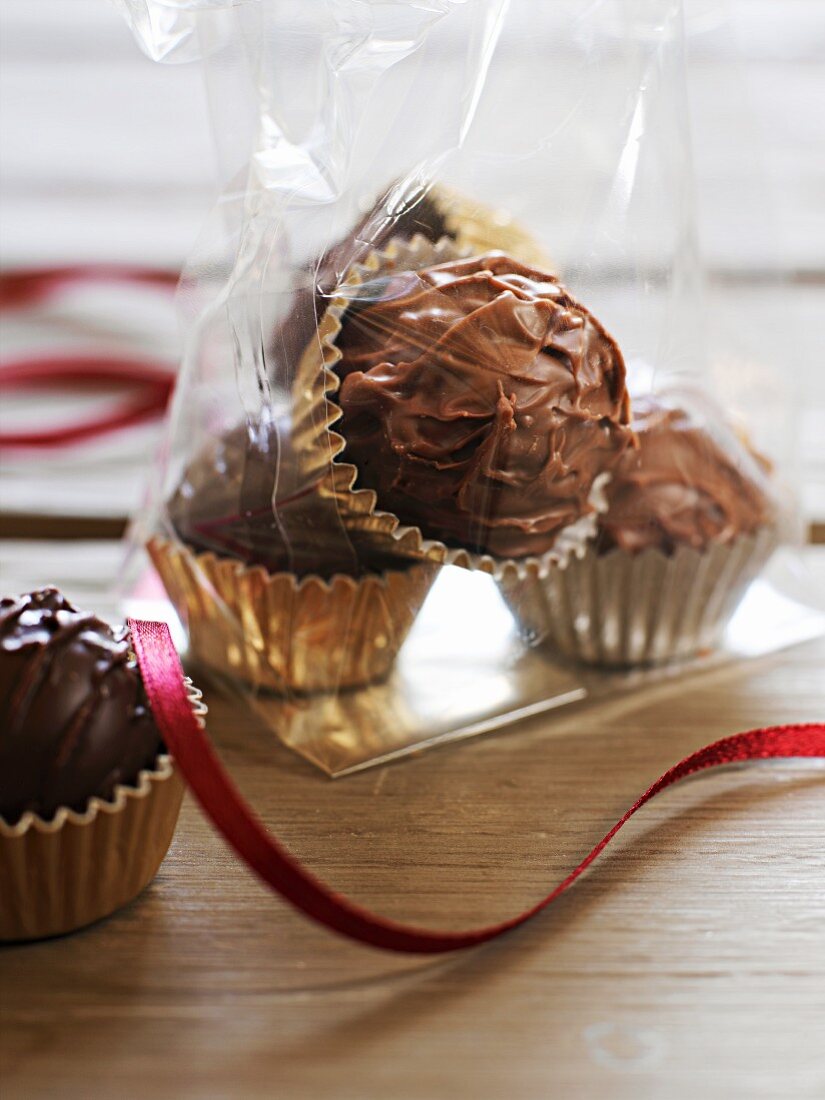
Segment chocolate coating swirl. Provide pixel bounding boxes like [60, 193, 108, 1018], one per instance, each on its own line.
[599, 397, 775, 554]
[336, 253, 633, 558]
[0, 588, 161, 823]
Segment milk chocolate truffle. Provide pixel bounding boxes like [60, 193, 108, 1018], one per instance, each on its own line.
[336, 253, 634, 558]
[0, 588, 162, 823]
[598, 397, 775, 555]
[275, 183, 454, 381]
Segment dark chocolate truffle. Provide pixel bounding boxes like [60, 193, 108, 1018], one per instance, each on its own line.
[335, 253, 634, 558]
[0, 589, 162, 824]
[598, 396, 775, 555]
[167, 422, 415, 577]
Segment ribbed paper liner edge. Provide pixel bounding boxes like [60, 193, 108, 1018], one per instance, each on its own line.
[0, 682, 205, 942]
[499, 526, 779, 667]
[148, 535, 438, 694]
[292, 233, 602, 581]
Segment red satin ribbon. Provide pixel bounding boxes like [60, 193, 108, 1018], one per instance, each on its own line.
[129, 617, 825, 955]
[0, 265, 178, 310]
[0, 355, 176, 449]
[0, 265, 179, 450]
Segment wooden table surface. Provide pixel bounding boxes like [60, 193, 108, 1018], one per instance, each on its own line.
[1, 560, 824, 1099]
[2, 7, 823, 1091]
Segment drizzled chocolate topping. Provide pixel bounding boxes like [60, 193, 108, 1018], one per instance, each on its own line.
[336, 253, 634, 558]
[598, 396, 775, 555]
[0, 588, 161, 823]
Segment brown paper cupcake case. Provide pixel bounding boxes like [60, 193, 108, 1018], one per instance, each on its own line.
[291, 233, 604, 583]
[0, 681, 206, 943]
[148, 535, 438, 694]
[499, 526, 778, 668]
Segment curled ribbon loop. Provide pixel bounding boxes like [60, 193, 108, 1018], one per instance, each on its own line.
[0, 265, 178, 450]
[0, 355, 176, 449]
[0, 265, 177, 310]
[129, 617, 825, 955]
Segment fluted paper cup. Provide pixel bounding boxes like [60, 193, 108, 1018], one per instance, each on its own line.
[148, 536, 437, 694]
[291, 234, 605, 581]
[0, 681, 206, 942]
[500, 527, 778, 667]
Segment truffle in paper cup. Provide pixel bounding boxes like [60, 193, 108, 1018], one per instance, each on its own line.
[148, 535, 437, 695]
[0, 589, 206, 941]
[289, 234, 465, 547]
[500, 528, 778, 667]
[1, 713, 206, 943]
[1, 749, 186, 942]
[291, 235, 633, 582]
[500, 397, 779, 666]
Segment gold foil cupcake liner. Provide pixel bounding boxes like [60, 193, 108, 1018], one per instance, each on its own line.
[148, 535, 438, 694]
[429, 182, 555, 271]
[0, 681, 206, 942]
[499, 526, 779, 667]
[291, 233, 603, 582]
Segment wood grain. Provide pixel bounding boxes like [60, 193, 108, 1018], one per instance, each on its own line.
[2, 627, 823, 1099]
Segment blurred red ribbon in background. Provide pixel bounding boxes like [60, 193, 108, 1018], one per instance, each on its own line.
[0, 265, 178, 449]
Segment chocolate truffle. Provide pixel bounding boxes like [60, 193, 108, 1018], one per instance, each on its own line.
[318, 183, 452, 302]
[598, 396, 774, 555]
[0, 589, 162, 823]
[335, 253, 634, 558]
[168, 422, 414, 577]
[274, 182, 454, 381]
